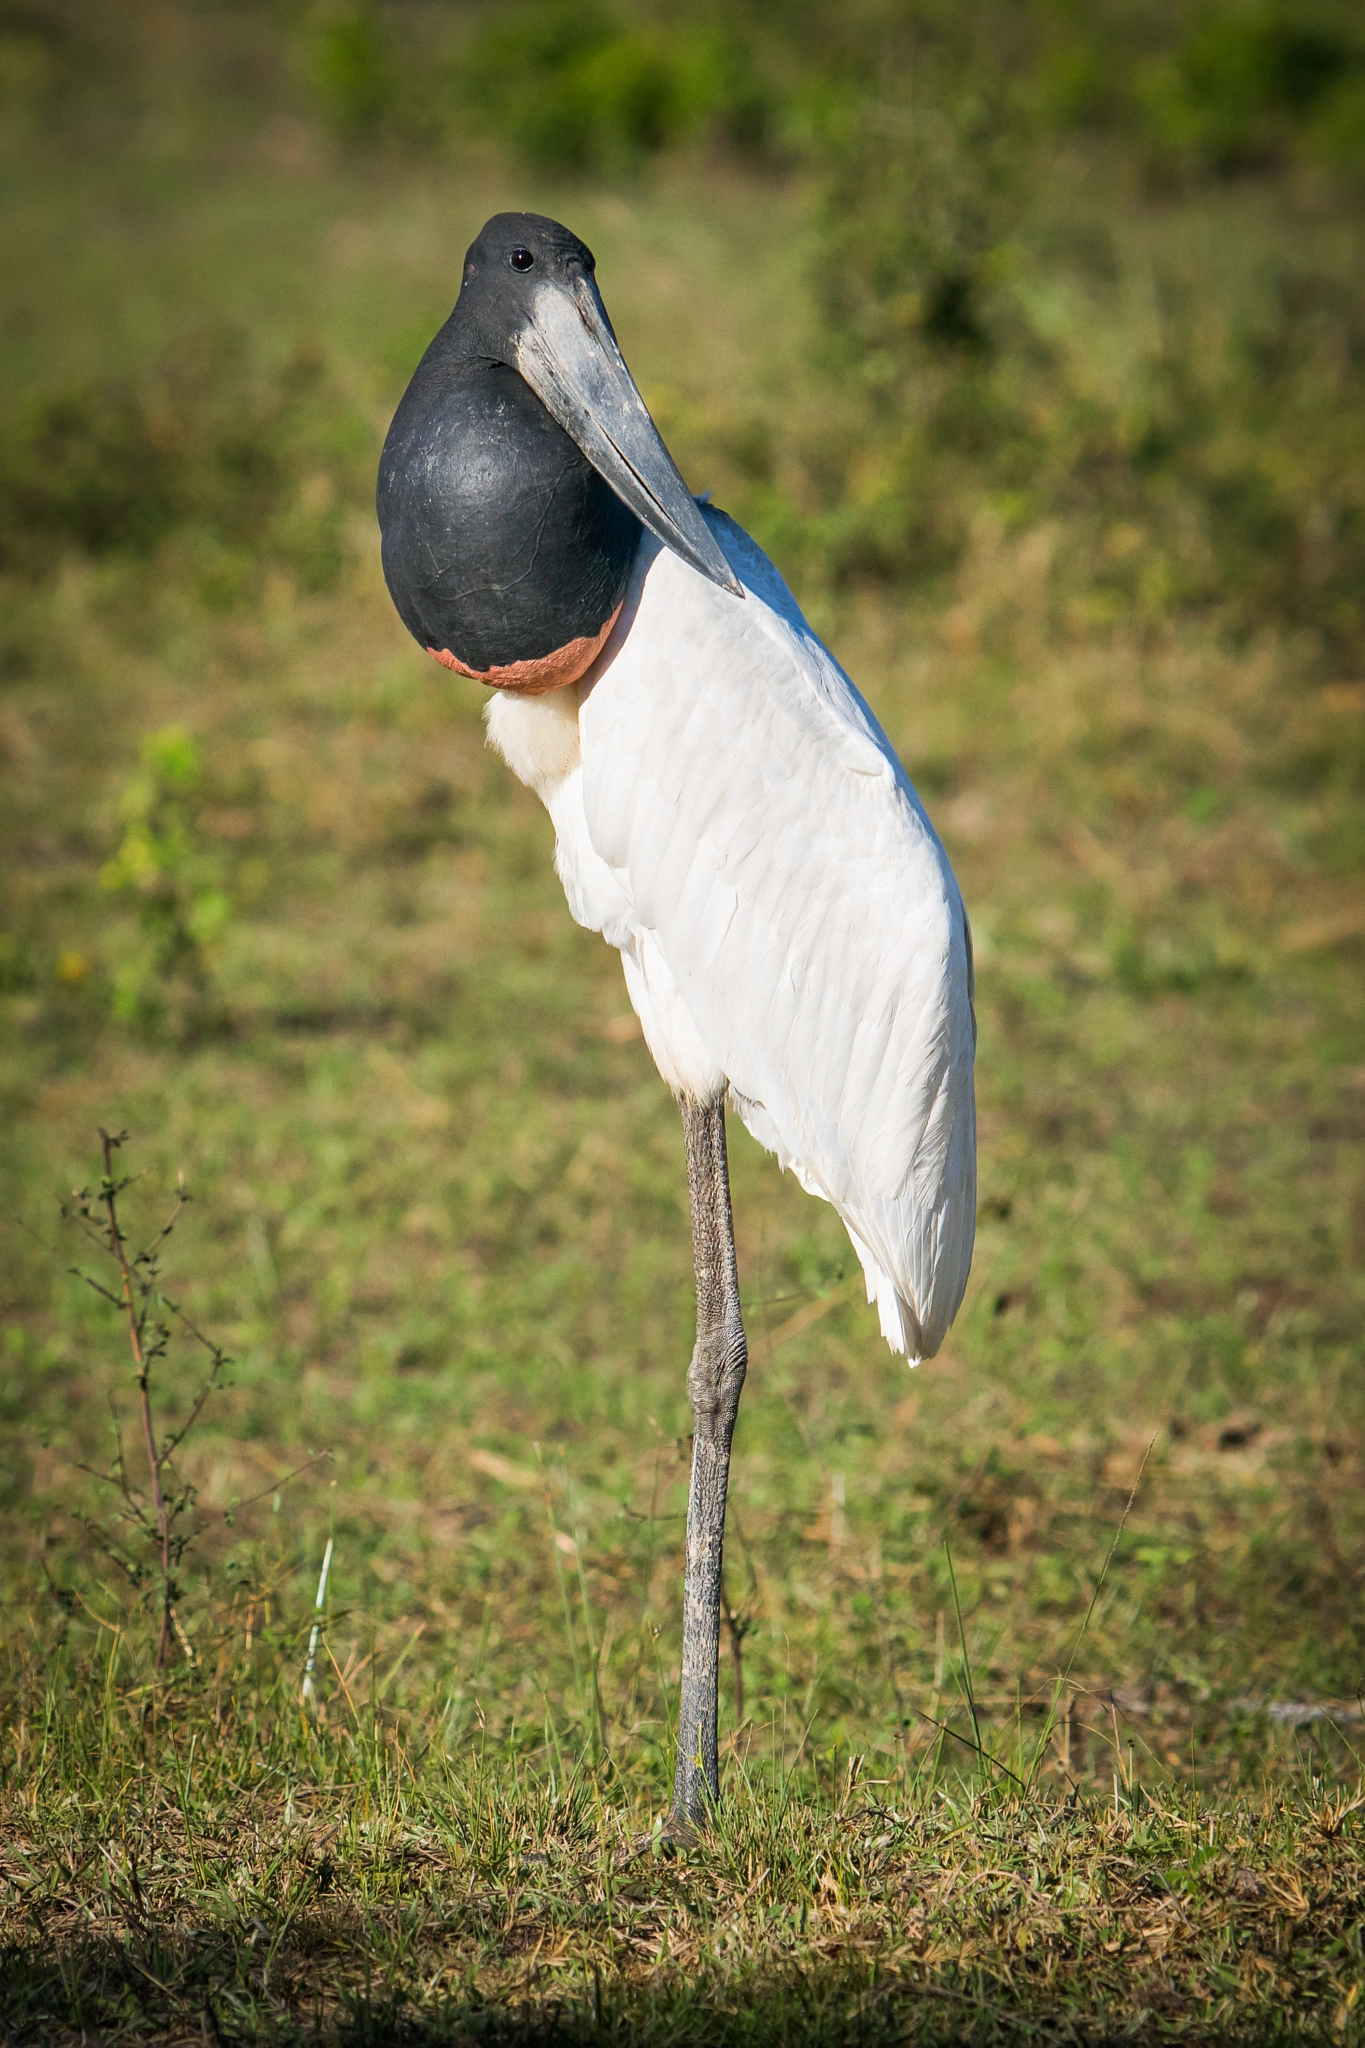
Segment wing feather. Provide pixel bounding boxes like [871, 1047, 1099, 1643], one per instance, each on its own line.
[576, 513, 976, 1359]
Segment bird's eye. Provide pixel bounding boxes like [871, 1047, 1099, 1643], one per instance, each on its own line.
[509, 247, 535, 271]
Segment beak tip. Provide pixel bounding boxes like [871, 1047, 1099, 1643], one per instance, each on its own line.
[699, 538, 744, 599]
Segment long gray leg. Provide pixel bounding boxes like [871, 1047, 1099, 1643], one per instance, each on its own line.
[669, 1092, 747, 1832]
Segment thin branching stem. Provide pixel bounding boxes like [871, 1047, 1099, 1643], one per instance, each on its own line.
[97, 1128, 176, 1667]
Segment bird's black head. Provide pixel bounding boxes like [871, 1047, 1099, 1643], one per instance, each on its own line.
[452, 213, 602, 361]
[377, 211, 740, 693]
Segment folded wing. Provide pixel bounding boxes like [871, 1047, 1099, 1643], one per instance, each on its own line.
[577, 513, 976, 1360]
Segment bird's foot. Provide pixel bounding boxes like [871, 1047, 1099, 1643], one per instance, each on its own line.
[659, 1806, 703, 1849]
[614, 1808, 704, 1868]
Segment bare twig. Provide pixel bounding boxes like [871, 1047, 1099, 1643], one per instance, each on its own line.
[227, 1451, 332, 1519]
[35, 1131, 253, 1667]
[96, 1129, 175, 1666]
[154, 1339, 227, 1466]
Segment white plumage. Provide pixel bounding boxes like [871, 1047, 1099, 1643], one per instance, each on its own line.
[486, 506, 976, 1363]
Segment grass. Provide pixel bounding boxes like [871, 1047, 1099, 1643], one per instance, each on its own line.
[2, 3, 1364, 2039]
[6, 1680, 1365, 2044]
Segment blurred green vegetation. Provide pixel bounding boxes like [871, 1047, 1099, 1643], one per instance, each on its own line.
[99, 727, 233, 1032]
[459, 4, 771, 172]
[0, 0, 1363, 2035]
[0, 329, 360, 596]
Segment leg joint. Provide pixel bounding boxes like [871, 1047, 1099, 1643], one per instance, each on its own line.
[688, 1318, 747, 1441]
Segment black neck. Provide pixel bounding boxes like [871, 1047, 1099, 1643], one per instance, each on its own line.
[377, 317, 640, 673]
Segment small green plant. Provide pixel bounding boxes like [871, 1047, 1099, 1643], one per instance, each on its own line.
[100, 727, 230, 1036]
[60, 1131, 231, 1667]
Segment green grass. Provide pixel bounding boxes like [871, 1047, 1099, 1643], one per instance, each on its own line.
[2, 4, 1364, 2040]
[6, 1671, 1365, 2044]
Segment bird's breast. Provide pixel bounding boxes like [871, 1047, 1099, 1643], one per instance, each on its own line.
[377, 359, 639, 688]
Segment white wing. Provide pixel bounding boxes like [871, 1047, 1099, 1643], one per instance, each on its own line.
[493, 511, 976, 1361]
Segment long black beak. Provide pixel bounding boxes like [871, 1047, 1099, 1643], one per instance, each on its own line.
[514, 273, 744, 599]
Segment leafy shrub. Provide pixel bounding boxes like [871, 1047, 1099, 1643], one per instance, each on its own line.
[459, 1, 770, 172]
[1033, 2, 1364, 177]
[1137, 6, 1361, 176]
[816, 76, 1021, 368]
[791, 20, 1365, 658]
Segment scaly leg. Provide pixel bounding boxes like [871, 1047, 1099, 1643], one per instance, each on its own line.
[668, 1093, 747, 1833]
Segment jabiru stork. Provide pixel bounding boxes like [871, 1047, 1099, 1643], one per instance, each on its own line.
[377, 212, 976, 1834]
